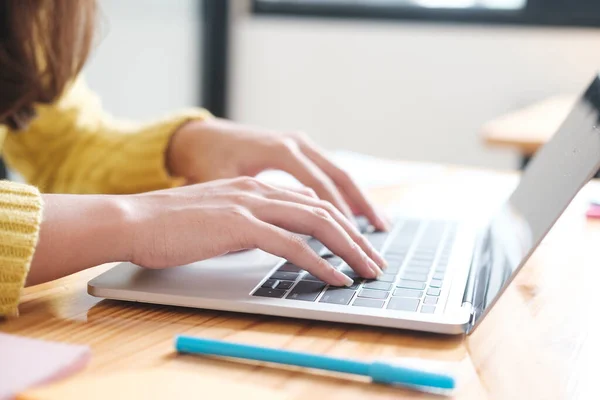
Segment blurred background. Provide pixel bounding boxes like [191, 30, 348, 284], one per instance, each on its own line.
[83, 0, 600, 171]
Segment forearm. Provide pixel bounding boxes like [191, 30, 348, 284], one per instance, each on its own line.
[3, 78, 211, 195]
[27, 194, 134, 286]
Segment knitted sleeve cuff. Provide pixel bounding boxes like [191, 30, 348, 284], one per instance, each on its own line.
[102, 108, 214, 194]
[0, 181, 43, 317]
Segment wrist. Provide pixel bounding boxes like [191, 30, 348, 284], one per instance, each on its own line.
[94, 195, 136, 263]
[28, 194, 135, 285]
[166, 120, 205, 180]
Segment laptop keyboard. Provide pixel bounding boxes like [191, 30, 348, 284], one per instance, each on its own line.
[252, 218, 457, 314]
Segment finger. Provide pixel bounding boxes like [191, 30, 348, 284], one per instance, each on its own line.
[297, 139, 390, 231]
[273, 143, 355, 222]
[251, 198, 381, 279]
[247, 218, 354, 286]
[271, 184, 319, 200]
[262, 186, 387, 270]
[339, 190, 394, 230]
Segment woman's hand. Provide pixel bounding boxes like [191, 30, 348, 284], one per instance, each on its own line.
[129, 177, 385, 286]
[167, 118, 389, 231]
[29, 177, 386, 287]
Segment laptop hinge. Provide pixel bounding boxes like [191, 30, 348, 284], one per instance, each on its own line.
[462, 228, 491, 331]
[462, 231, 485, 306]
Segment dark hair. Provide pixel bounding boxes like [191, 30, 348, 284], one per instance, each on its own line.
[0, 0, 96, 130]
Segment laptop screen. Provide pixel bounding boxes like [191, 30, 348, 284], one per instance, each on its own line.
[470, 74, 600, 328]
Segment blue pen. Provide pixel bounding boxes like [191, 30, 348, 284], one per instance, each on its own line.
[174, 335, 455, 391]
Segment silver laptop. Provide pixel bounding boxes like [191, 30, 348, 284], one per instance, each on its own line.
[89, 75, 600, 335]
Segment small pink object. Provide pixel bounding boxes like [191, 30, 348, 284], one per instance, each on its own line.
[0, 332, 90, 400]
[586, 204, 600, 219]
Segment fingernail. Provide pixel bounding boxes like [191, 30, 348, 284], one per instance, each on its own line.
[368, 259, 384, 279]
[371, 250, 387, 270]
[380, 258, 389, 271]
[333, 269, 354, 287]
[380, 217, 392, 231]
[376, 212, 392, 231]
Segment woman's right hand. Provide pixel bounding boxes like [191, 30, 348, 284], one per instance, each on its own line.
[127, 177, 386, 287]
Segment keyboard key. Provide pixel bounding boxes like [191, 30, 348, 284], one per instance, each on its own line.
[302, 273, 323, 282]
[410, 254, 434, 261]
[430, 279, 443, 288]
[278, 263, 303, 273]
[378, 274, 397, 283]
[353, 298, 385, 308]
[397, 280, 426, 290]
[338, 267, 362, 280]
[271, 271, 300, 281]
[421, 305, 436, 313]
[355, 216, 372, 233]
[433, 272, 445, 280]
[358, 289, 389, 300]
[387, 298, 420, 312]
[321, 246, 334, 257]
[364, 281, 392, 291]
[406, 265, 432, 272]
[365, 232, 389, 251]
[408, 260, 433, 267]
[319, 288, 356, 305]
[275, 280, 294, 290]
[385, 265, 401, 274]
[261, 279, 278, 289]
[427, 287, 441, 296]
[393, 288, 423, 298]
[324, 256, 343, 267]
[385, 254, 405, 262]
[348, 279, 363, 290]
[307, 239, 325, 255]
[390, 245, 412, 252]
[287, 281, 326, 301]
[254, 287, 287, 298]
[400, 272, 428, 282]
[404, 266, 431, 274]
[385, 259, 404, 269]
[424, 296, 438, 305]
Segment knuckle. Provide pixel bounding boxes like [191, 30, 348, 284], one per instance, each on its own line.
[350, 240, 363, 255]
[318, 200, 336, 214]
[236, 176, 262, 190]
[232, 193, 251, 204]
[278, 137, 300, 154]
[286, 234, 309, 253]
[310, 206, 332, 221]
[227, 204, 251, 219]
[355, 233, 371, 249]
[301, 187, 318, 198]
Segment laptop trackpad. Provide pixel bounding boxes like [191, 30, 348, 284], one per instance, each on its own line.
[88, 250, 281, 301]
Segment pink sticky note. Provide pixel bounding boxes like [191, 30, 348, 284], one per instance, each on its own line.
[0, 333, 90, 400]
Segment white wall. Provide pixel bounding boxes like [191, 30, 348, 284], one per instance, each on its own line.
[83, 0, 201, 120]
[229, 11, 600, 169]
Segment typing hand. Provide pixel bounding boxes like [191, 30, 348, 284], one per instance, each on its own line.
[166, 118, 390, 231]
[127, 177, 386, 286]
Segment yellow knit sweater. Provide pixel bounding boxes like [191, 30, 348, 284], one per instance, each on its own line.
[0, 78, 210, 316]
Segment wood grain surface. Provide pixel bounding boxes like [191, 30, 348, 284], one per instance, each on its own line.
[1, 164, 591, 400]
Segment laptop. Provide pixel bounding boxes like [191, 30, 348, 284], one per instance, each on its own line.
[88, 74, 600, 335]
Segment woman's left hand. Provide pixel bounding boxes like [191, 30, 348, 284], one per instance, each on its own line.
[167, 118, 389, 231]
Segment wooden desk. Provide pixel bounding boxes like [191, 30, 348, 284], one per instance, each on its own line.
[1, 165, 592, 400]
[482, 95, 578, 167]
